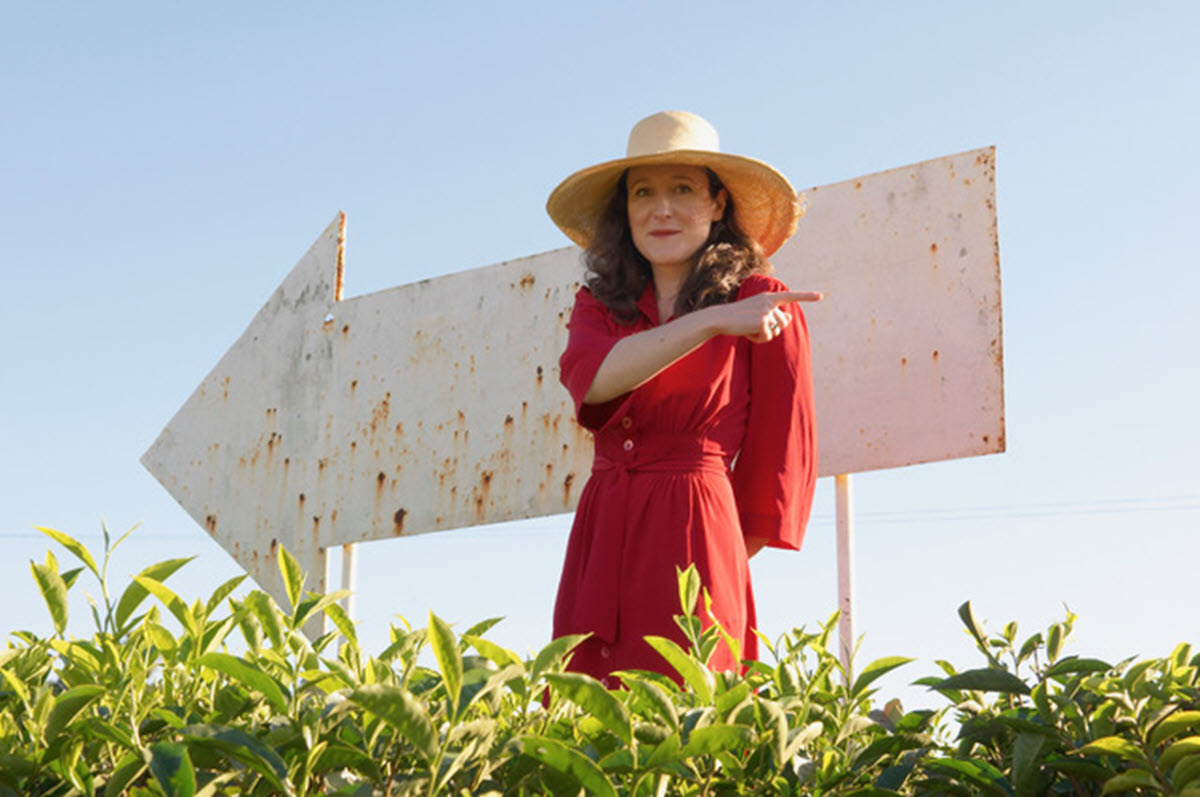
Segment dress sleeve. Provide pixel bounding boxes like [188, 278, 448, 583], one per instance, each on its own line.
[730, 275, 818, 551]
[558, 287, 633, 431]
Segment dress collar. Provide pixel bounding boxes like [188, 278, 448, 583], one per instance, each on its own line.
[635, 281, 662, 325]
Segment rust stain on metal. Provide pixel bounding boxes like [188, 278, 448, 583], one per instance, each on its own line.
[205, 514, 217, 534]
[335, 211, 346, 302]
[518, 272, 536, 289]
[393, 508, 407, 533]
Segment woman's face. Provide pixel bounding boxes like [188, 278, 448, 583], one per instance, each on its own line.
[626, 164, 727, 271]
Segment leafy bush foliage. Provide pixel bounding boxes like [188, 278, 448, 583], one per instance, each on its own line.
[1, 526, 1197, 796]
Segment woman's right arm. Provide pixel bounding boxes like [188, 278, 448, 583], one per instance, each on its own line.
[584, 290, 821, 404]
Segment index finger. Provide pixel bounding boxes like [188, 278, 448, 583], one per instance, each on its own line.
[770, 290, 823, 304]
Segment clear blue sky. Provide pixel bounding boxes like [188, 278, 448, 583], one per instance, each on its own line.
[2, 2, 1197, 707]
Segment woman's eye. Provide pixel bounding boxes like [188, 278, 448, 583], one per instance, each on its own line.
[674, 184, 693, 194]
[633, 187, 651, 197]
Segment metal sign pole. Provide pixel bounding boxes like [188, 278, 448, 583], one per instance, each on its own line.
[341, 542, 357, 622]
[836, 473, 855, 681]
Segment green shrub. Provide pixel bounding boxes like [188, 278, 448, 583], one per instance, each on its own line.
[1, 526, 1196, 796]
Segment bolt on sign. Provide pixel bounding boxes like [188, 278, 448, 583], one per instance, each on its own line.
[143, 147, 1003, 615]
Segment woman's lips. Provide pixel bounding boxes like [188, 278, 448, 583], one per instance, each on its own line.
[649, 230, 679, 237]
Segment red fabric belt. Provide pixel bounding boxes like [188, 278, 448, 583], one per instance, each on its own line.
[569, 433, 732, 643]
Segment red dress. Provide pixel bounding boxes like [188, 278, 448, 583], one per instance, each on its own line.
[553, 273, 818, 685]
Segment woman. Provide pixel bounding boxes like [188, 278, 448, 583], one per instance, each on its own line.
[546, 110, 820, 685]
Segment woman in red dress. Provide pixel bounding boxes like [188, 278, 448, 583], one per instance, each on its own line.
[545, 111, 821, 685]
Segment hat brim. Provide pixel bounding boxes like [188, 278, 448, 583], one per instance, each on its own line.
[546, 149, 802, 258]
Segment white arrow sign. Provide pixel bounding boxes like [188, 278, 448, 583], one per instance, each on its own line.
[143, 147, 1003, 616]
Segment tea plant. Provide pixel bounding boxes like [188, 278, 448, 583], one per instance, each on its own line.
[1, 525, 1196, 796]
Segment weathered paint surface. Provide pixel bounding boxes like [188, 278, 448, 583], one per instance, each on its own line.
[782, 146, 1004, 475]
[142, 147, 1003, 606]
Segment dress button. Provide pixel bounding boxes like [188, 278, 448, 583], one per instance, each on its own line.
[601, 645, 611, 659]
[620, 416, 633, 429]
[623, 439, 634, 451]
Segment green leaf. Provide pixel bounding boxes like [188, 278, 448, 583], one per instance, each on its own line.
[465, 633, 522, 670]
[1100, 769, 1159, 795]
[203, 575, 247, 617]
[851, 656, 914, 698]
[1018, 632, 1044, 663]
[784, 721, 824, 761]
[1012, 731, 1046, 797]
[520, 735, 617, 797]
[349, 684, 437, 762]
[45, 685, 105, 741]
[310, 743, 381, 780]
[277, 546, 305, 612]
[244, 591, 285, 648]
[933, 667, 1031, 695]
[618, 673, 678, 731]
[36, 527, 99, 579]
[114, 557, 192, 631]
[645, 636, 714, 703]
[677, 565, 702, 617]
[1, 666, 31, 704]
[146, 741, 197, 797]
[545, 672, 632, 744]
[1046, 757, 1113, 782]
[644, 731, 682, 768]
[134, 576, 198, 638]
[462, 616, 505, 640]
[144, 620, 178, 654]
[1043, 657, 1112, 679]
[30, 561, 69, 635]
[1078, 736, 1144, 761]
[758, 697, 787, 767]
[1162, 737, 1200, 770]
[428, 611, 463, 718]
[681, 724, 754, 757]
[105, 751, 147, 797]
[958, 602, 989, 650]
[323, 600, 357, 645]
[1173, 755, 1200, 791]
[293, 589, 351, 630]
[181, 724, 294, 796]
[1150, 712, 1200, 749]
[1047, 623, 1064, 663]
[197, 653, 288, 714]
[530, 633, 588, 683]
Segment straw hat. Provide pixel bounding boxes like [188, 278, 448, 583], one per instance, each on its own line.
[546, 110, 802, 257]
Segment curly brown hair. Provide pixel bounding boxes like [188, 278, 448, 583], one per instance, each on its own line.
[584, 168, 770, 324]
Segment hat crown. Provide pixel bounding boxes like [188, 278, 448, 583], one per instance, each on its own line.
[626, 111, 720, 158]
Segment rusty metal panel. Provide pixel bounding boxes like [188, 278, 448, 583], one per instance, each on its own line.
[142, 215, 594, 600]
[781, 147, 1004, 474]
[142, 147, 1002, 604]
